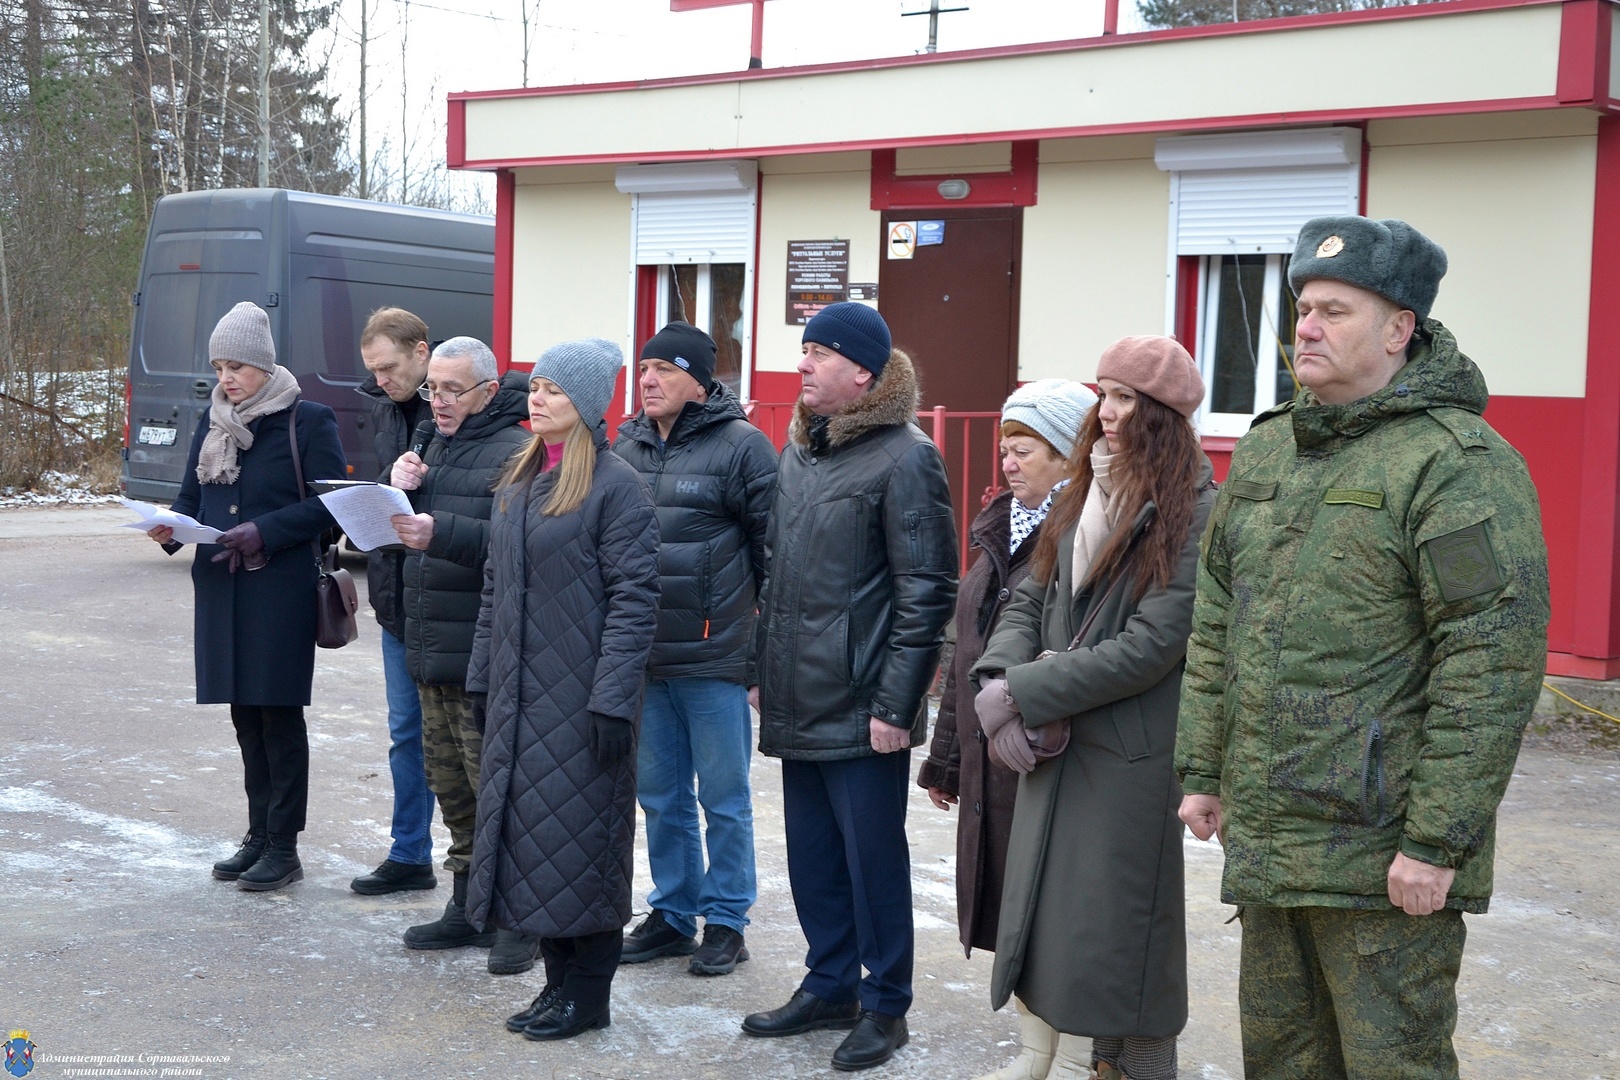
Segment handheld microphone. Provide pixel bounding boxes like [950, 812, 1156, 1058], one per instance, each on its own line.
[409, 418, 436, 459]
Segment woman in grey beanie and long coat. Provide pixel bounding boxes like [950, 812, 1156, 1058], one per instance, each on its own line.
[146, 301, 345, 893]
[465, 338, 660, 1042]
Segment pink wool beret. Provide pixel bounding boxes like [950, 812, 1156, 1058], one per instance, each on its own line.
[1095, 336, 1206, 418]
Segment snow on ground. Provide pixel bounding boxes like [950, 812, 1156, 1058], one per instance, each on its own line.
[0, 366, 125, 507]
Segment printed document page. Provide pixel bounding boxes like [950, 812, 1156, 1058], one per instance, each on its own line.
[117, 498, 224, 544]
[314, 482, 415, 552]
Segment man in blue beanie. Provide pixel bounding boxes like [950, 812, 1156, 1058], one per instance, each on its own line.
[742, 302, 958, 1071]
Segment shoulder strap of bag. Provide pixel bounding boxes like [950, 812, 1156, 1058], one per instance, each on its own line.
[286, 399, 326, 569]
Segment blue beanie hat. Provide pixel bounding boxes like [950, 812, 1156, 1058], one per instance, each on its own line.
[802, 302, 893, 377]
[531, 337, 623, 428]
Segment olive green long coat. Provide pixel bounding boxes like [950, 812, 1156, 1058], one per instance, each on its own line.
[973, 462, 1214, 1039]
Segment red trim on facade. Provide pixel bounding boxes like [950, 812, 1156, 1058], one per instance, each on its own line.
[1546, 652, 1620, 678]
[1174, 256, 1200, 348]
[451, 96, 1567, 172]
[1572, 113, 1620, 660]
[1558, 0, 1613, 102]
[448, 0, 1564, 105]
[1356, 122, 1370, 213]
[493, 170, 515, 370]
[447, 99, 466, 169]
[869, 141, 1038, 210]
[671, 0, 755, 9]
[749, 370, 801, 404]
[634, 266, 660, 358]
[1103, 0, 1121, 35]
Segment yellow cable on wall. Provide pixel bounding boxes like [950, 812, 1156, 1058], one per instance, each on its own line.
[1541, 681, 1620, 726]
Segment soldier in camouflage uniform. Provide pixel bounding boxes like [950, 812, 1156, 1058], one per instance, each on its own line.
[1176, 216, 1550, 1080]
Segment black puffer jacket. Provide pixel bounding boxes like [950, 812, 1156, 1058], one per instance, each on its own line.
[464, 430, 660, 938]
[754, 352, 958, 760]
[400, 370, 530, 686]
[357, 377, 432, 638]
[613, 381, 777, 684]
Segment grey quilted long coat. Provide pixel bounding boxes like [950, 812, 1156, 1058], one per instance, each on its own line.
[463, 432, 660, 938]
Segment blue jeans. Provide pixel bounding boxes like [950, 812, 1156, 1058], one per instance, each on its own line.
[380, 628, 433, 866]
[636, 678, 757, 937]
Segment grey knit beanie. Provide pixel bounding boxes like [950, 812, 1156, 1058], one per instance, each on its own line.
[1001, 379, 1098, 460]
[531, 337, 624, 427]
[208, 302, 277, 373]
[1289, 216, 1447, 321]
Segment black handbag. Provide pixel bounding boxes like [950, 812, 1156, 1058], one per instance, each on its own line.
[289, 401, 359, 648]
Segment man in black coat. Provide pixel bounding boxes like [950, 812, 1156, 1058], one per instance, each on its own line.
[385, 337, 534, 975]
[741, 304, 958, 1072]
[351, 307, 438, 898]
[612, 322, 778, 977]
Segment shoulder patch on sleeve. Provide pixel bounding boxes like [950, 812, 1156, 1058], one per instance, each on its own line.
[1426, 522, 1505, 603]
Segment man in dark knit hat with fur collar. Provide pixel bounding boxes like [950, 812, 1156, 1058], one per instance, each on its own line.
[740, 302, 957, 1072]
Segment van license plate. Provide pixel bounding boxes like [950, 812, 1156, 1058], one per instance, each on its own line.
[138, 425, 177, 446]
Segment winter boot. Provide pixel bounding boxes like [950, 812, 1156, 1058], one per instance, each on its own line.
[971, 997, 1057, 1080]
[403, 872, 497, 950]
[488, 929, 542, 975]
[1046, 1034, 1097, 1080]
[211, 830, 266, 881]
[237, 833, 303, 891]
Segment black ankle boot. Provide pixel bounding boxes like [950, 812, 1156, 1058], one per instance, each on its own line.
[212, 830, 265, 881]
[237, 833, 303, 891]
[403, 872, 497, 950]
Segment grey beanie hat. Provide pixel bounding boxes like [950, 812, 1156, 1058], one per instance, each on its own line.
[208, 302, 277, 372]
[1288, 216, 1448, 321]
[531, 337, 624, 427]
[1001, 378, 1098, 460]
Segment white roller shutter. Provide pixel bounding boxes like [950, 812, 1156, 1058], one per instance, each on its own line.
[1156, 127, 1361, 256]
[633, 190, 756, 265]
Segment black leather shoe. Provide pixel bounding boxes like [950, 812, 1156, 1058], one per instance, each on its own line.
[831, 1012, 909, 1072]
[520, 999, 611, 1041]
[350, 859, 436, 895]
[504, 985, 562, 1033]
[211, 831, 265, 881]
[237, 833, 303, 892]
[741, 988, 860, 1038]
[620, 910, 697, 964]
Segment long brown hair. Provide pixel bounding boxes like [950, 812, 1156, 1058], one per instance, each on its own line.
[1031, 392, 1203, 601]
[496, 420, 597, 516]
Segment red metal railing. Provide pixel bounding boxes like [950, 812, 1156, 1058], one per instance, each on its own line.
[744, 401, 1004, 576]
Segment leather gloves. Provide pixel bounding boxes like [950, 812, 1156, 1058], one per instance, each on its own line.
[211, 521, 265, 572]
[468, 692, 487, 736]
[588, 712, 634, 767]
[976, 677, 1037, 775]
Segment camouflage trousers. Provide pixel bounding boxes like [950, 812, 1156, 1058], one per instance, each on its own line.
[418, 683, 482, 875]
[1238, 905, 1465, 1080]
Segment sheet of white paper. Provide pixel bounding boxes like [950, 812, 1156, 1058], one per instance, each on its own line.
[316, 482, 415, 552]
[117, 498, 224, 544]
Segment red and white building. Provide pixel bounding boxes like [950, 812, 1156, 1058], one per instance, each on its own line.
[448, 0, 1620, 678]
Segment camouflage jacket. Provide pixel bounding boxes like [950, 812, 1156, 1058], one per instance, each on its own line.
[1176, 320, 1549, 913]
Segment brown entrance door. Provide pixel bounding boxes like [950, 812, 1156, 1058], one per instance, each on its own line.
[879, 207, 1022, 556]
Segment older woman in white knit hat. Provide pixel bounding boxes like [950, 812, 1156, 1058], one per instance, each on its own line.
[145, 301, 347, 893]
[917, 378, 1096, 1078]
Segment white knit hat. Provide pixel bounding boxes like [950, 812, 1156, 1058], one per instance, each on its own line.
[208, 302, 277, 373]
[1000, 379, 1098, 460]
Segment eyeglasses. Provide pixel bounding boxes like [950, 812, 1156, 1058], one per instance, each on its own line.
[417, 383, 483, 405]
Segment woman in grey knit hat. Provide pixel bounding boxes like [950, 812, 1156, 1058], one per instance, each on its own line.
[463, 338, 661, 1042]
[145, 301, 346, 892]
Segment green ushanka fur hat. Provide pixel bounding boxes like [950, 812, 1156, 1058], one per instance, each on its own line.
[1288, 216, 1448, 321]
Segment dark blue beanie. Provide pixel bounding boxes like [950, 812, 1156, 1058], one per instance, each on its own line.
[802, 302, 892, 376]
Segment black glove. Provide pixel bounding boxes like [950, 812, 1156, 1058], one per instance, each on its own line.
[211, 522, 266, 572]
[588, 711, 634, 767]
[468, 692, 487, 736]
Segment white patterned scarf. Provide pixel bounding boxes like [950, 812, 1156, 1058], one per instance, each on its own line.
[1008, 477, 1068, 555]
[195, 366, 302, 485]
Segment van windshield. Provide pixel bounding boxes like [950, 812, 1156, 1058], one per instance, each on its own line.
[139, 272, 262, 376]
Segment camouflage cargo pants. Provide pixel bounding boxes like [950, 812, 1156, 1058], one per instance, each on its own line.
[1238, 905, 1465, 1080]
[418, 683, 481, 875]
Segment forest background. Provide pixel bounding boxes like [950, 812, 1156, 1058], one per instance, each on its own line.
[0, 0, 1424, 496]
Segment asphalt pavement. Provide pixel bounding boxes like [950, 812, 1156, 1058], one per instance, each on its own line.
[1, 505, 1615, 1079]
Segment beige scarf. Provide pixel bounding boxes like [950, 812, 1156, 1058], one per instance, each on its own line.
[195, 366, 302, 485]
[1071, 446, 1123, 591]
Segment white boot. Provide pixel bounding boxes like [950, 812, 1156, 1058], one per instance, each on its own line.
[972, 998, 1058, 1080]
[1044, 1033, 1096, 1080]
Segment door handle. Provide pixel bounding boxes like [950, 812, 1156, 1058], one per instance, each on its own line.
[192, 379, 212, 399]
